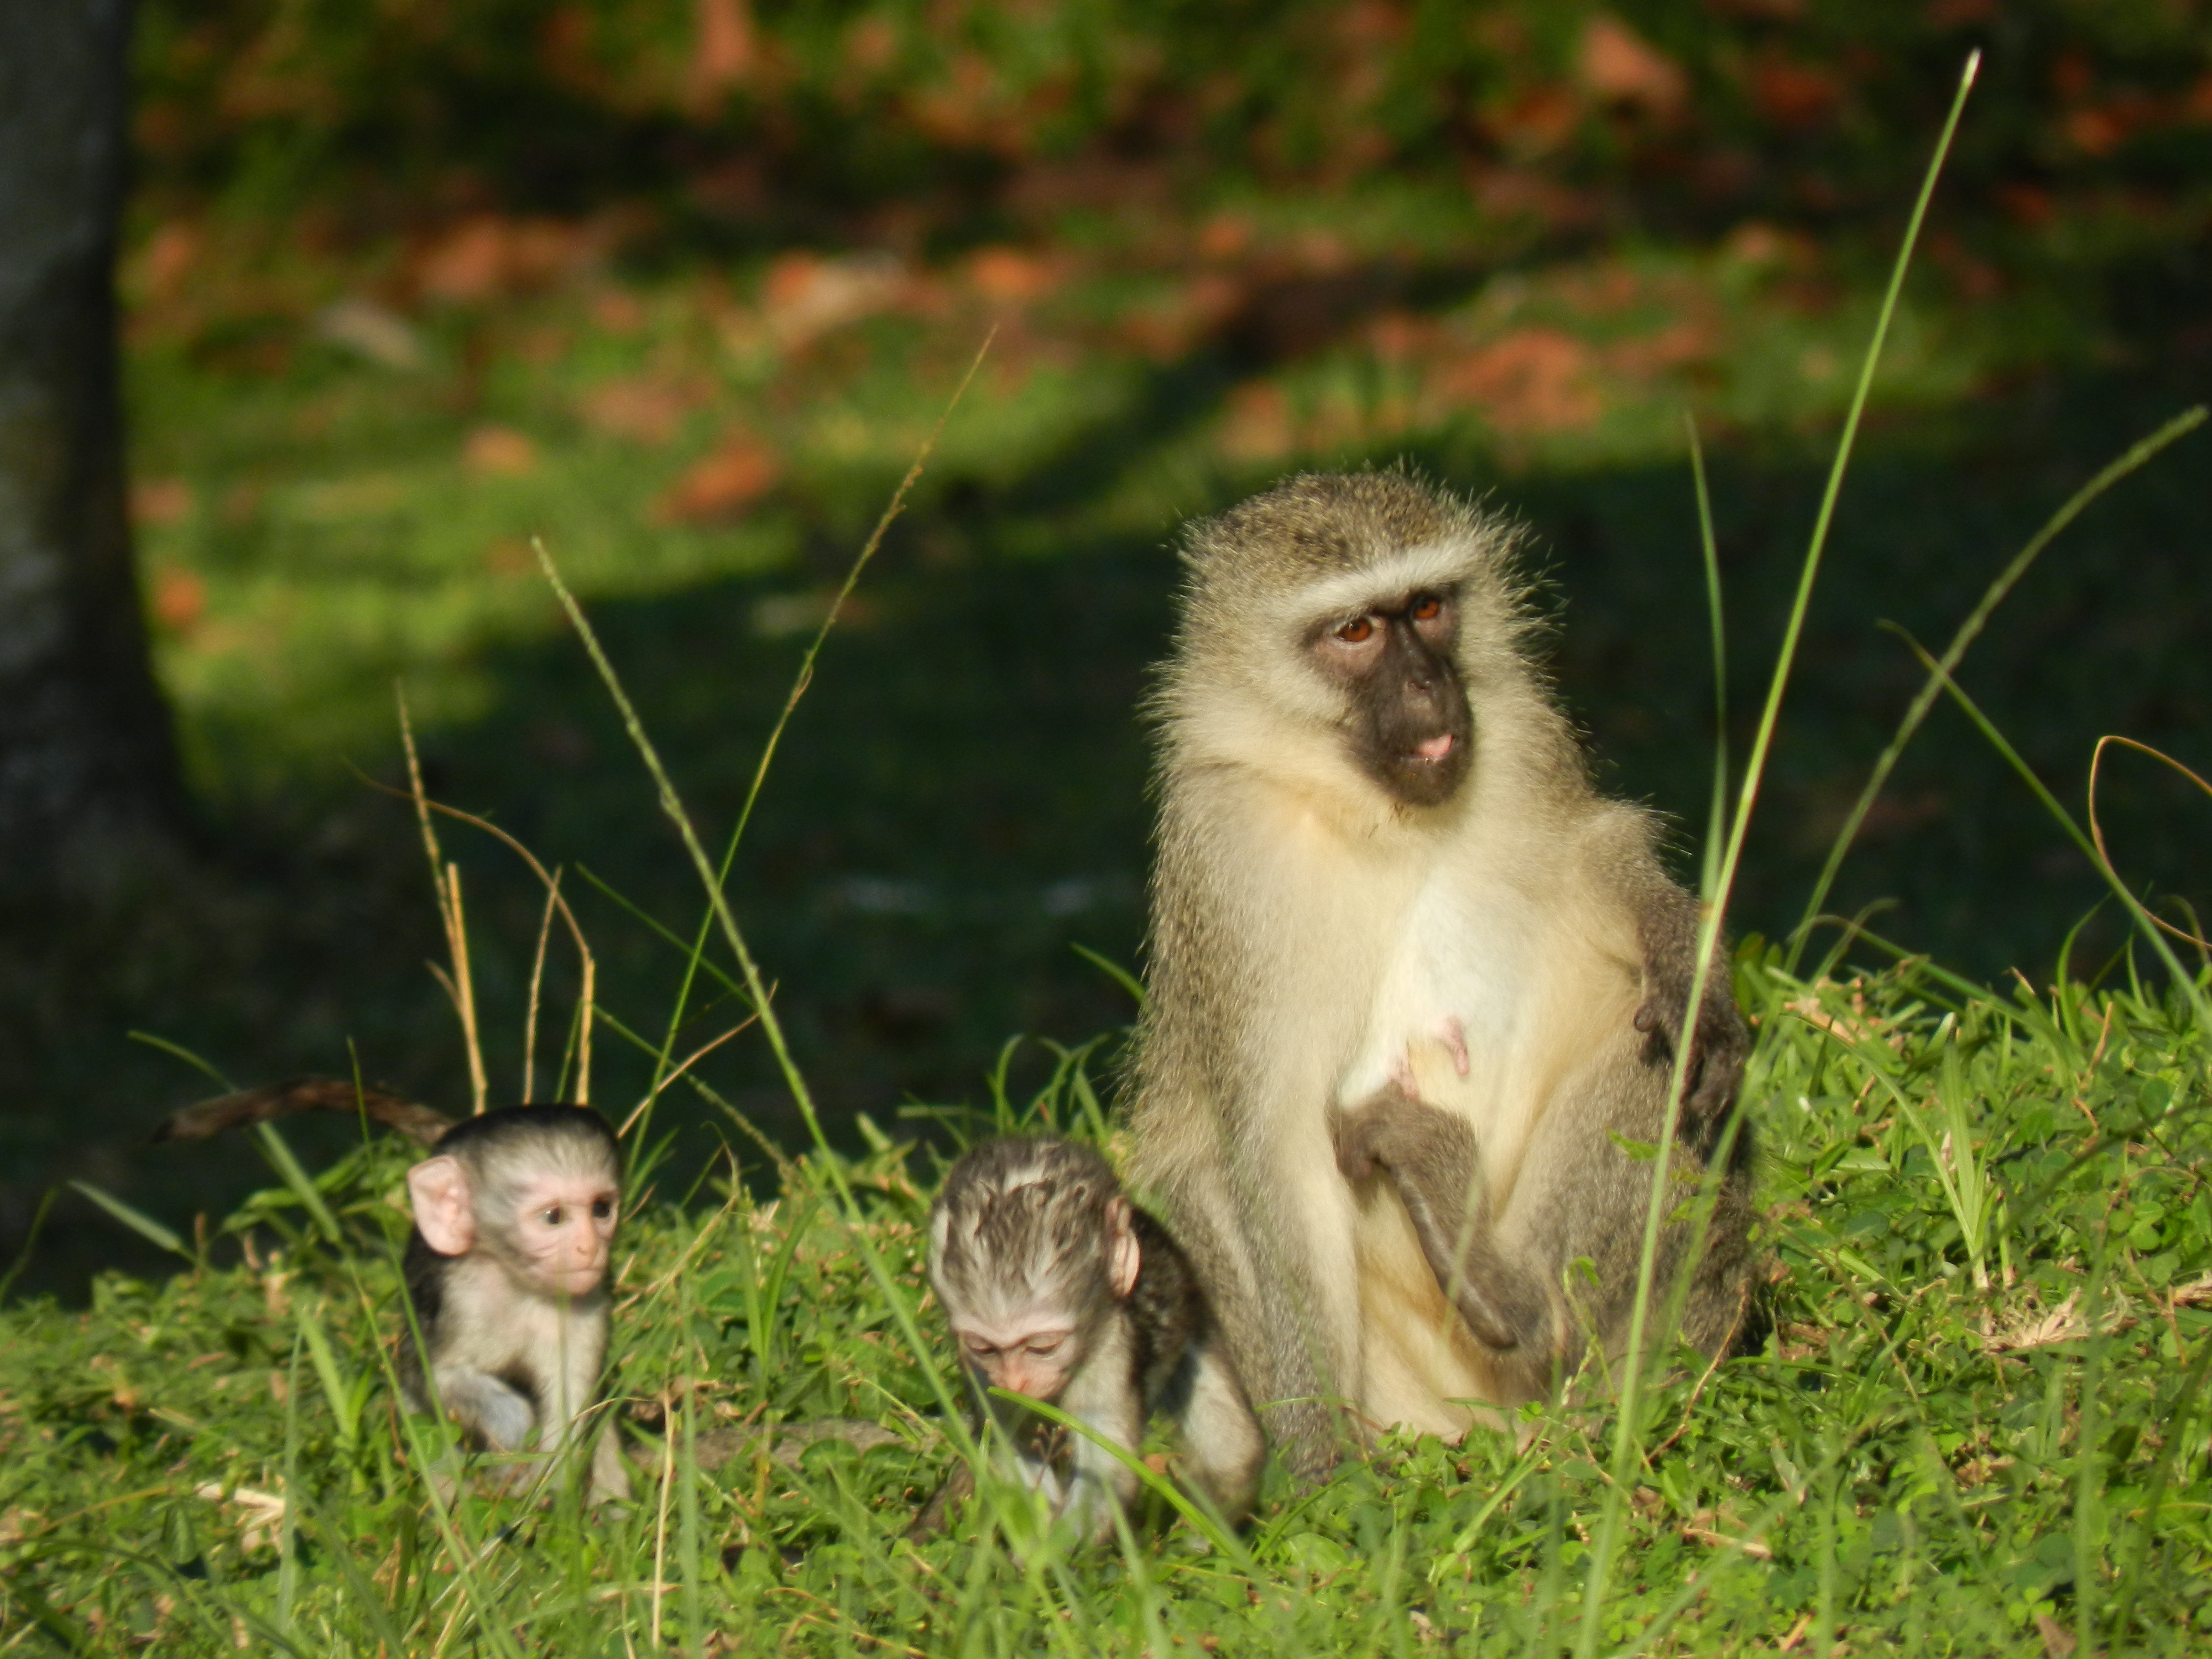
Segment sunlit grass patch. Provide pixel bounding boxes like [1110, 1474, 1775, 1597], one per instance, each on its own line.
[4, 956, 2210, 1653]
[126, 179, 2048, 802]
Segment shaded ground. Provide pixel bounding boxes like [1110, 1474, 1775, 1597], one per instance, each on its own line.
[7, 336, 2204, 1301]
[7, 23, 2211, 1291]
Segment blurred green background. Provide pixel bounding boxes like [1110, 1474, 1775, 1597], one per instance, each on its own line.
[7, 0, 2209, 1295]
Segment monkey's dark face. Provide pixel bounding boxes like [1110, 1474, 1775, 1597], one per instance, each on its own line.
[1312, 588, 1472, 807]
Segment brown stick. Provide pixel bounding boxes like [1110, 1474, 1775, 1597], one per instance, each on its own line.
[153, 1078, 455, 1147]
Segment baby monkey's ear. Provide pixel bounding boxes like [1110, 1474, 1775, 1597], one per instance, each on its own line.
[1105, 1196, 1141, 1299]
[406, 1155, 476, 1255]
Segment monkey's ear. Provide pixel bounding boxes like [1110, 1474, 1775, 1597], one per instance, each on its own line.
[1105, 1197, 1141, 1298]
[406, 1156, 476, 1255]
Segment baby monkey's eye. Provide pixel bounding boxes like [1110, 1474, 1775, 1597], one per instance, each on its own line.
[1026, 1337, 1065, 1357]
[591, 1199, 613, 1220]
[541, 1207, 565, 1227]
[1335, 616, 1376, 644]
[1409, 593, 1443, 622]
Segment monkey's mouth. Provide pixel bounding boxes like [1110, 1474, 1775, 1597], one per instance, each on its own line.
[551, 1266, 605, 1297]
[1408, 734, 1457, 762]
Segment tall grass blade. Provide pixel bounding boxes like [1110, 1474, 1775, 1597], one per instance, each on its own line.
[252, 1122, 343, 1246]
[624, 330, 996, 1159]
[1687, 413, 1728, 898]
[126, 1029, 233, 1090]
[296, 1298, 362, 1450]
[1900, 632, 2212, 1032]
[521, 866, 562, 1103]
[1793, 404, 2207, 961]
[398, 688, 489, 1114]
[67, 1181, 190, 1260]
[1573, 51, 1983, 1659]
[2074, 1243, 2117, 1657]
[278, 1333, 301, 1635]
[1071, 942, 1146, 1009]
[534, 338, 996, 1444]
[0, 1186, 58, 1302]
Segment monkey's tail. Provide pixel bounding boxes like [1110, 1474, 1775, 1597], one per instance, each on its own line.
[153, 1077, 456, 1148]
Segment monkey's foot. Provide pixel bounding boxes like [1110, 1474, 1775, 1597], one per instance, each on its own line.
[1329, 1089, 1440, 1181]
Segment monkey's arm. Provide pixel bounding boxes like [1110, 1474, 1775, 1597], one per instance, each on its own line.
[907, 1460, 974, 1539]
[425, 1366, 539, 1452]
[587, 1417, 633, 1504]
[1330, 1094, 1552, 1356]
[1590, 815, 1749, 1126]
[547, 1302, 630, 1502]
[1057, 1319, 1146, 1542]
[1130, 1209, 1265, 1527]
[1630, 885, 1747, 1125]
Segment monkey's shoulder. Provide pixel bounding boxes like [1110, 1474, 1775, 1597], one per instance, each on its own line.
[401, 1228, 447, 1327]
[402, 1235, 604, 1375]
[1126, 1204, 1210, 1343]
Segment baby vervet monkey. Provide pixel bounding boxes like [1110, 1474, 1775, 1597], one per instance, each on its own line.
[921, 1136, 1264, 1541]
[399, 1105, 632, 1504]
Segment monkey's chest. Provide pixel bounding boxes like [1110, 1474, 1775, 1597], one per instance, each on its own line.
[440, 1268, 580, 1391]
[1335, 880, 1538, 1145]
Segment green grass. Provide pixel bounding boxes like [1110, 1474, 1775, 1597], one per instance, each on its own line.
[7, 33, 2212, 1655]
[4, 953, 2211, 1654]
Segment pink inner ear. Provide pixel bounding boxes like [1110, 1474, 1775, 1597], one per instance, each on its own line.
[1107, 1198, 1141, 1298]
[406, 1156, 476, 1255]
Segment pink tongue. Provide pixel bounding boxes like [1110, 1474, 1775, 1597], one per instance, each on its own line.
[1416, 734, 1455, 759]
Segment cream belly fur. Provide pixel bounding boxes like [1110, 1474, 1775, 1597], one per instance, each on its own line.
[1331, 853, 1643, 1438]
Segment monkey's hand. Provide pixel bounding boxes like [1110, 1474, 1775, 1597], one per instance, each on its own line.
[1633, 960, 1749, 1123]
[1332, 1094, 1537, 1355]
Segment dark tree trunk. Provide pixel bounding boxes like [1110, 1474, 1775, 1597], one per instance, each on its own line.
[0, 0, 184, 891]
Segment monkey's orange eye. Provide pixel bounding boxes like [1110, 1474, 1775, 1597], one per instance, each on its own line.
[1336, 616, 1375, 644]
[1410, 593, 1443, 621]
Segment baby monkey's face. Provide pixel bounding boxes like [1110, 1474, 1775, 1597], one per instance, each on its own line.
[951, 1306, 1084, 1402]
[929, 1165, 1143, 1406]
[509, 1175, 619, 1298]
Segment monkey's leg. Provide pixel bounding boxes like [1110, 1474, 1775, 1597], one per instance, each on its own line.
[535, 1301, 619, 1499]
[1331, 1094, 1553, 1361]
[1171, 1337, 1265, 1530]
[586, 1416, 633, 1504]
[1145, 1136, 1353, 1482]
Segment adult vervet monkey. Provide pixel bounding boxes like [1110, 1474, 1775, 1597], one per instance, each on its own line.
[1126, 472, 1754, 1477]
